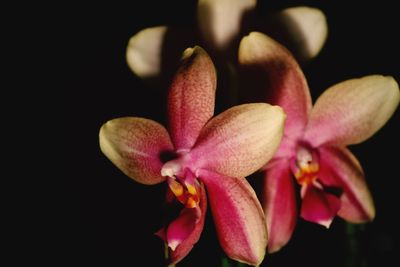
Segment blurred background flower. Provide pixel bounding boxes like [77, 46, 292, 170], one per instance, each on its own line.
[126, 0, 327, 87]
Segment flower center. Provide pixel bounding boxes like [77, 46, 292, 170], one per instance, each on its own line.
[291, 145, 320, 186]
[166, 171, 201, 209]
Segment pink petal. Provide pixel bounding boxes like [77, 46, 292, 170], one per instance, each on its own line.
[99, 117, 173, 185]
[168, 183, 207, 264]
[126, 26, 198, 86]
[166, 207, 200, 252]
[198, 169, 267, 266]
[238, 32, 312, 138]
[191, 103, 285, 178]
[262, 159, 297, 253]
[168, 46, 217, 150]
[262, 6, 328, 62]
[197, 0, 256, 52]
[300, 185, 341, 228]
[269, 135, 298, 160]
[318, 146, 375, 222]
[304, 75, 400, 147]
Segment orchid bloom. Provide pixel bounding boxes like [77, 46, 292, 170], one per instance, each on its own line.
[238, 32, 400, 253]
[99, 46, 286, 265]
[126, 0, 327, 84]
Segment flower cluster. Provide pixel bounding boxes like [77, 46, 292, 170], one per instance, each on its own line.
[99, 1, 399, 266]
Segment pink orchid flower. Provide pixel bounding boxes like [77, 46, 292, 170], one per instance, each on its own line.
[99, 46, 286, 265]
[126, 0, 327, 84]
[238, 32, 400, 253]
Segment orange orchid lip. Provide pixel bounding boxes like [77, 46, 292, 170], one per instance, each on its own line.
[167, 175, 201, 209]
[292, 146, 320, 186]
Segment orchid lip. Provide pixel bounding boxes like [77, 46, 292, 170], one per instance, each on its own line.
[161, 153, 193, 178]
[161, 161, 182, 177]
[163, 157, 202, 209]
[291, 143, 320, 186]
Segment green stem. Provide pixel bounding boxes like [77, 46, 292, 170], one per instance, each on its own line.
[344, 223, 365, 267]
[164, 243, 176, 267]
[221, 256, 231, 267]
[221, 256, 250, 267]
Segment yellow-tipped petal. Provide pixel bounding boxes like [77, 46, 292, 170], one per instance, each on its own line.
[99, 117, 174, 185]
[305, 75, 400, 146]
[192, 103, 286, 178]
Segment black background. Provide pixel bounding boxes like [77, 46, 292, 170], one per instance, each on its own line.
[66, 1, 399, 266]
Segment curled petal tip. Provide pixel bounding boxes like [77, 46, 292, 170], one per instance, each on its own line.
[319, 219, 333, 229]
[181, 46, 211, 63]
[182, 47, 194, 59]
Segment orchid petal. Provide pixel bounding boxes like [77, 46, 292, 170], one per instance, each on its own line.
[126, 26, 196, 85]
[300, 185, 341, 228]
[166, 207, 199, 251]
[265, 6, 328, 62]
[168, 46, 217, 150]
[168, 183, 207, 264]
[99, 117, 173, 185]
[305, 75, 400, 147]
[197, 0, 256, 52]
[191, 103, 285, 178]
[262, 160, 297, 253]
[199, 169, 267, 266]
[126, 26, 168, 80]
[239, 32, 311, 138]
[318, 146, 375, 222]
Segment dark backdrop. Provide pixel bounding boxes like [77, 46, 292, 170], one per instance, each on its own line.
[65, 1, 399, 266]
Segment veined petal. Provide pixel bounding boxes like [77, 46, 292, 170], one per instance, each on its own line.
[239, 32, 311, 138]
[191, 103, 285, 178]
[197, 0, 256, 52]
[264, 6, 327, 62]
[168, 183, 207, 264]
[126, 26, 197, 86]
[99, 117, 173, 185]
[300, 185, 341, 228]
[262, 160, 297, 253]
[198, 169, 267, 266]
[305, 75, 400, 147]
[318, 146, 375, 222]
[168, 46, 217, 150]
